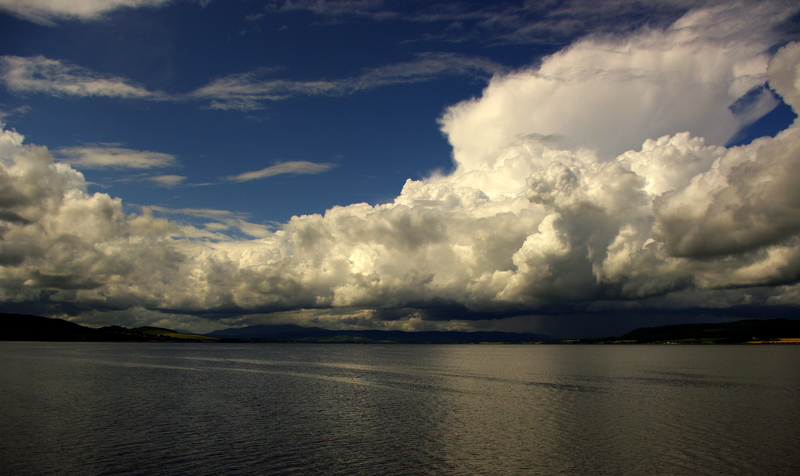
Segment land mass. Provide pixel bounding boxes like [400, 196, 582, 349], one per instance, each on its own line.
[2, 313, 799, 344]
[576, 318, 800, 344]
[0, 313, 222, 343]
[0, 313, 549, 343]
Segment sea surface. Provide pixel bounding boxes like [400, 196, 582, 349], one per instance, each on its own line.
[1, 342, 799, 475]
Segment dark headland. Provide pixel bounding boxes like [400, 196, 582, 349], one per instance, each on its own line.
[0, 313, 222, 343]
[573, 318, 800, 344]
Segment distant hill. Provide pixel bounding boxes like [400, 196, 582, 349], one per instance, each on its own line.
[6, 312, 797, 345]
[0, 313, 221, 342]
[206, 324, 551, 344]
[0, 313, 550, 344]
[585, 319, 800, 344]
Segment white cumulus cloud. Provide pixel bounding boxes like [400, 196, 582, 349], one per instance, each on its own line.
[439, 3, 789, 167]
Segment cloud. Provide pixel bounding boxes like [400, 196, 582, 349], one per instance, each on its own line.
[439, 3, 788, 167]
[0, 56, 159, 99]
[227, 161, 336, 182]
[192, 53, 504, 110]
[1, 4, 800, 333]
[0, 53, 501, 112]
[55, 145, 178, 169]
[147, 175, 187, 187]
[0, 0, 178, 25]
[271, 0, 387, 17]
[0, 105, 29, 126]
[261, 0, 797, 45]
[147, 206, 273, 238]
[768, 41, 800, 112]
[100, 173, 190, 189]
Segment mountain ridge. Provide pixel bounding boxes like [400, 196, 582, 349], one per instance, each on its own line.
[3, 313, 799, 344]
[0, 313, 221, 342]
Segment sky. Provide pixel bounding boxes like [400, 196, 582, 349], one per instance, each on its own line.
[1, 0, 800, 338]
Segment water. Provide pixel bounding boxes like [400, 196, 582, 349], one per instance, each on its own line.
[1, 343, 799, 475]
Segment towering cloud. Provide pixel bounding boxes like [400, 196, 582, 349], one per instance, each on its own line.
[1, 5, 799, 331]
[440, 4, 786, 167]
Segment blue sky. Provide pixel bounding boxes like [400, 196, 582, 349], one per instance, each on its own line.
[0, 0, 563, 224]
[2, 0, 800, 337]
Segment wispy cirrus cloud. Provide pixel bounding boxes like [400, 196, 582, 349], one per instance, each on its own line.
[261, 0, 799, 45]
[0, 104, 30, 124]
[56, 145, 178, 169]
[0, 56, 160, 99]
[266, 0, 395, 20]
[227, 161, 336, 182]
[105, 173, 190, 188]
[1, 53, 502, 111]
[147, 175, 188, 187]
[0, 0, 180, 25]
[192, 52, 504, 110]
